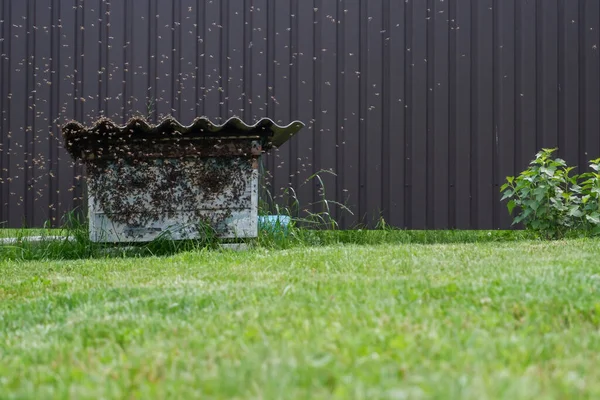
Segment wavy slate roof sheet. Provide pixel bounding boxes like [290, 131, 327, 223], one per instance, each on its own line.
[62, 116, 305, 161]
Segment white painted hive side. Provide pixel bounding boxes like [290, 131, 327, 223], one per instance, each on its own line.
[88, 158, 259, 243]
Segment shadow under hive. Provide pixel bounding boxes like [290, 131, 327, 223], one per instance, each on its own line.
[61, 116, 305, 243]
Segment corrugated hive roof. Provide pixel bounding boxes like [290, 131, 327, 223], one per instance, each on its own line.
[62, 116, 305, 161]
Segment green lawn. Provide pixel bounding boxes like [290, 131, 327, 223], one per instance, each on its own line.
[1, 238, 599, 399]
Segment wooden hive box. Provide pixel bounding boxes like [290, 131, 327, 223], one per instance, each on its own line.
[61, 116, 304, 242]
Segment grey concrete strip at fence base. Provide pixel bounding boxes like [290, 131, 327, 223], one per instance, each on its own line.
[220, 243, 250, 252]
[0, 236, 74, 245]
[0, 0, 598, 230]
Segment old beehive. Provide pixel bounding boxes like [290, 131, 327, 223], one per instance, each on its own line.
[62, 116, 304, 242]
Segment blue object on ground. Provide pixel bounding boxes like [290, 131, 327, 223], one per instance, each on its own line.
[258, 215, 291, 233]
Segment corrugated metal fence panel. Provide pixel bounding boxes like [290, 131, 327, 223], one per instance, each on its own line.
[0, 0, 599, 229]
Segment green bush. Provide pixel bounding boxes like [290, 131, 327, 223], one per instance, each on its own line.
[501, 148, 600, 239]
[578, 159, 600, 230]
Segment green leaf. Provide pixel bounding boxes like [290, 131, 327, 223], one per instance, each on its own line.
[525, 200, 540, 211]
[507, 176, 514, 184]
[554, 158, 567, 167]
[534, 187, 547, 202]
[586, 213, 600, 225]
[500, 183, 510, 192]
[513, 214, 525, 225]
[537, 205, 548, 215]
[540, 167, 555, 177]
[507, 200, 516, 215]
[583, 195, 591, 204]
[501, 190, 514, 201]
[568, 207, 584, 218]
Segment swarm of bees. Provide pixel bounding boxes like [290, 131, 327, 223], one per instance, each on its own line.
[0, 1, 369, 228]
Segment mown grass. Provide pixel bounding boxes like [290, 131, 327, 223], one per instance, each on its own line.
[0, 218, 539, 262]
[1, 237, 600, 399]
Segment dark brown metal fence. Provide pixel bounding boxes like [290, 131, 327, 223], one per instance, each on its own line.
[1, 0, 599, 229]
